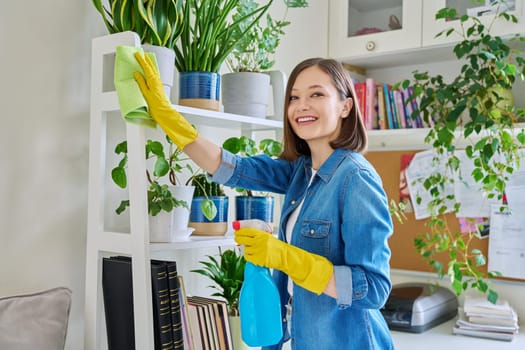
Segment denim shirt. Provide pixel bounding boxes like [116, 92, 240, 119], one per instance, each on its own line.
[212, 148, 394, 350]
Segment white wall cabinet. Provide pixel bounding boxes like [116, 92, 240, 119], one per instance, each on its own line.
[328, 0, 423, 64]
[84, 31, 282, 349]
[329, 0, 525, 68]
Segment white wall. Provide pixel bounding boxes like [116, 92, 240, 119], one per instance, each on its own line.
[0, 1, 329, 348]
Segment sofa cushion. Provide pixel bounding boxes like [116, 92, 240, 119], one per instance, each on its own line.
[0, 287, 72, 350]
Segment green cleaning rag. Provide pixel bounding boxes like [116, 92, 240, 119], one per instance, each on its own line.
[114, 45, 158, 128]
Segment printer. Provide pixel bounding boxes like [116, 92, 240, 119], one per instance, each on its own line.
[380, 282, 458, 333]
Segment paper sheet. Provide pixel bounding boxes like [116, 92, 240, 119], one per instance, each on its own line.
[454, 150, 500, 217]
[488, 204, 525, 279]
[405, 149, 454, 220]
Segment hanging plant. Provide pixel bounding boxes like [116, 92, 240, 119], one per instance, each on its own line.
[392, 0, 525, 302]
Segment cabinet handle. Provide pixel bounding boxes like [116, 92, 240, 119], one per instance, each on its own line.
[366, 41, 376, 51]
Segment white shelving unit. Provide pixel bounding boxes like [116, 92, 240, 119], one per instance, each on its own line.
[84, 31, 283, 349]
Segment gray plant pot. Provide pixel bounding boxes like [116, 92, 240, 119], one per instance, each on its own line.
[222, 71, 286, 119]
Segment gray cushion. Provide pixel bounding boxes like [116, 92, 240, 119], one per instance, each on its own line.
[0, 287, 72, 350]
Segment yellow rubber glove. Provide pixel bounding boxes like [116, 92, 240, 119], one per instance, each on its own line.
[235, 228, 334, 295]
[133, 52, 197, 150]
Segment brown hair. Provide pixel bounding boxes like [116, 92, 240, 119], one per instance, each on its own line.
[280, 57, 367, 161]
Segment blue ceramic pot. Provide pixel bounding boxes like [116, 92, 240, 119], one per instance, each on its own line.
[179, 72, 221, 111]
[190, 196, 229, 223]
[235, 196, 274, 223]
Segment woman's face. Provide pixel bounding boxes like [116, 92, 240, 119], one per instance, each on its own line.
[287, 65, 352, 147]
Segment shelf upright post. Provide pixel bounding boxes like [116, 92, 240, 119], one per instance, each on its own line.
[85, 31, 155, 350]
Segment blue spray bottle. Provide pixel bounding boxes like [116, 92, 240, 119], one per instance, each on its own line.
[232, 219, 283, 347]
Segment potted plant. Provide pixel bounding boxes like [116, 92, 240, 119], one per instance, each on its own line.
[191, 247, 248, 349]
[222, 0, 309, 119]
[222, 135, 282, 223]
[187, 174, 230, 236]
[111, 134, 196, 241]
[173, 0, 272, 111]
[91, 0, 184, 95]
[391, 1, 525, 302]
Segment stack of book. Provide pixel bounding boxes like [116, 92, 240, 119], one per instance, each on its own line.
[184, 296, 233, 350]
[102, 256, 184, 350]
[453, 296, 519, 341]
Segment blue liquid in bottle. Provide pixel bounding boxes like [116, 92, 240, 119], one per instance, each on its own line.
[233, 220, 283, 346]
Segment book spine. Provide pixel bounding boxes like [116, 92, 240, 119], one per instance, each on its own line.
[376, 85, 387, 130]
[165, 262, 184, 350]
[393, 90, 407, 129]
[401, 88, 414, 128]
[103, 256, 177, 350]
[407, 85, 424, 128]
[102, 257, 136, 350]
[151, 261, 175, 350]
[383, 83, 394, 129]
[354, 81, 367, 127]
[365, 78, 377, 130]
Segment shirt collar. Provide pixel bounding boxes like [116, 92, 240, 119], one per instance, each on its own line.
[303, 148, 351, 183]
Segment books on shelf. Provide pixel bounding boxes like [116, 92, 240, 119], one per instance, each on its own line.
[102, 256, 184, 350]
[453, 296, 519, 342]
[350, 74, 424, 131]
[187, 296, 233, 350]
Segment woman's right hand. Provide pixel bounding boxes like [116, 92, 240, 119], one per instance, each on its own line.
[134, 52, 197, 150]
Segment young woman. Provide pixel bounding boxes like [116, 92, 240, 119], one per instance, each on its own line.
[134, 54, 394, 350]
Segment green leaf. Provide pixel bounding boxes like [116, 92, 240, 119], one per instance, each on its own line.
[201, 198, 218, 221]
[111, 167, 127, 188]
[154, 157, 169, 177]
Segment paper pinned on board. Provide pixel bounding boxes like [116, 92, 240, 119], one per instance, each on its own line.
[488, 204, 525, 280]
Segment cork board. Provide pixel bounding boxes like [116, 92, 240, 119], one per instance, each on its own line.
[365, 150, 492, 274]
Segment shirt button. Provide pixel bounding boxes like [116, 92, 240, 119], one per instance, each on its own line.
[310, 229, 315, 235]
[291, 200, 296, 205]
[355, 291, 361, 297]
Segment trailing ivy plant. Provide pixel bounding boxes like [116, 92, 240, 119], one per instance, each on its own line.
[111, 135, 194, 216]
[394, 0, 525, 302]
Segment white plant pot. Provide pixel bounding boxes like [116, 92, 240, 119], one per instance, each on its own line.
[148, 186, 196, 242]
[149, 210, 173, 243]
[170, 185, 195, 239]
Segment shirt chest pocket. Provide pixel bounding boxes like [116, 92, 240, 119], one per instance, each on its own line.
[298, 220, 330, 256]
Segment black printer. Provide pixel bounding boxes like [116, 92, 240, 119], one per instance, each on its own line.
[380, 282, 458, 333]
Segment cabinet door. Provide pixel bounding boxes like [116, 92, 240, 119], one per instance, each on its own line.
[328, 0, 423, 61]
[423, 0, 525, 46]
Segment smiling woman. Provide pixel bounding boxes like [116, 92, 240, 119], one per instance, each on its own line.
[133, 53, 394, 349]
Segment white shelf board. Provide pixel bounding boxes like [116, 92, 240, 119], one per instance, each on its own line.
[96, 91, 282, 130]
[149, 234, 236, 252]
[367, 123, 525, 151]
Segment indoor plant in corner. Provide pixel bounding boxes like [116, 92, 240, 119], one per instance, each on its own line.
[222, 135, 282, 223]
[222, 0, 309, 119]
[173, 0, 272, 111]
[191, 247, 248, 349]
[391, 0, 525, 302]
[111, 135, 196, 241]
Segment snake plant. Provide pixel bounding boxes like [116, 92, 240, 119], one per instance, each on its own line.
[92, 0, 184, 47]
[174, 0, 273, 72]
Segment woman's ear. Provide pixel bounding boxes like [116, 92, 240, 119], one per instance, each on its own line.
[341, 97, 353, 118]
